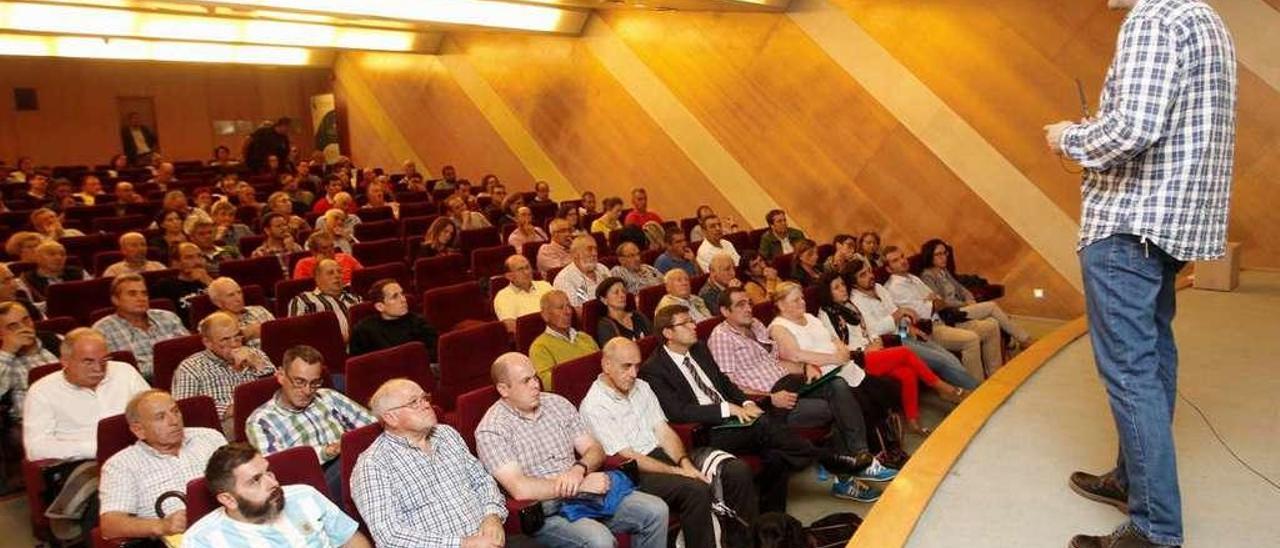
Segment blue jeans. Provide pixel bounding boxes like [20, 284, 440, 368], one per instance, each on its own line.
[1080, 234, 1184, 545]
[534, 491, 669, 548]
[904, 338, 979, 390]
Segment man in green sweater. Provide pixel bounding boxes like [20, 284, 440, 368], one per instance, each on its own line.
[528, 290, 598, 390]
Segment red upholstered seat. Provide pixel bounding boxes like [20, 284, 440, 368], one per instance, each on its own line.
[92, 214, 150, 234]
[637, 285, 666, 321]
[273, 278, 316, 317]
[260, 312, 347, 376]
[185, 446, 330, 523]
[345, 342, 434, 409]
[236, 235, 266, 257]
[551, 351, 602, 407]
[340, 423, 383, 515]
[153, 334, 205, 391]
[350, 262, 410, 300]
[471, 244, 514, 281]
[458, 226, 499, 256]
[346, 302, 379, 332]
[422, 281, 494, 333]
[33, 316, 78, 335]
[752, 301, 777, 326]
[232, 376, 280, 442]
[690, 273, 709, 294]
[352, 238, 403, 267]
[412, 253, 469, 292]
[217, 256, 284, 298]
[450, 385, 499, 453]
[354, 207, 394, 225]
[695, 316, 724, 341]
[435, 321, 509, 411]
[186, 284, 267, 327]
[46, 277, 115, 325]
[513, 312, 545, 354]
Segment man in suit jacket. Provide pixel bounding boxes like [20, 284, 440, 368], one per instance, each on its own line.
[639, 303, 870, 512]
[120, 112, 159, 166]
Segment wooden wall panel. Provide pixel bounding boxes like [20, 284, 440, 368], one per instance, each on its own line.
[444, 31, 747, 231]
[0, 57, 328, 167]
[831, 0, 1280, 269]
[601, 11, 1083, 317]
[334, 51, 536, 189]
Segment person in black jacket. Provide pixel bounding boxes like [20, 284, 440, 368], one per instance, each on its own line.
[348, 279, 437, 360]
[119, 112, 159, 166]
[638, 304, 873, 512]
[244, 118, 292, 174]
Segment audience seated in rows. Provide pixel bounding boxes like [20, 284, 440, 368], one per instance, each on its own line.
[537, 218, 574, 276]
[100, 390, 228, 540]
[208, 277, 274, 349]
[173, 312, 276, 433]
[553, 235, 611, 310]
[251, 212, 304, 276]
[94, 274, 190, 378]
[294, 232, 363, 285]
[493, 254, 553, 334]
[609, 241, 662, 294]
[246, 344, 374, 500]
[506, 206, 546, 249]
[528, 290, 599, 390]
[23, 328, 149, 461]
[265, 191, 310, 238]
[883, 246, 1003, 380]
[478, 352, 669, 548]
[153, 242, 212, 319]
[591, 196, 624, 236]
[657, 269, 711, 323]
[209, 200, 252, 251]
[698, 253, 741, 314]
[21, 240, 89, 302]
[30, 208, 85, 241]
[918, 238, 1032, 349]
[758, 209, 806, 261]
[184, 443, 372, 547]
[311, 174, 346, 214]
[420, 217, 459, 258]
[593, 277, 652, 345]
[624, 188, 662, 228]
[288, 259, 360, 342]
[349, 279, 437, 358]
[695, 213, 740, 271]
[582, 337, 757, 548]
[446, 195, 491, 231]
[103, 232, 166, 277]
[0, 301, 59, 418]
[654, 230, 701, 277]
[187, 217, 241, 277]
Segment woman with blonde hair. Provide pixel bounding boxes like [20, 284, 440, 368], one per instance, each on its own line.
[420, 216, 460, 258]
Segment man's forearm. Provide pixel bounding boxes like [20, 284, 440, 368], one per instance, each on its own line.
[100, 512, 163, 539]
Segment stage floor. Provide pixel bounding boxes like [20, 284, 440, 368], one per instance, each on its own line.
[907, 271, 1280, 547]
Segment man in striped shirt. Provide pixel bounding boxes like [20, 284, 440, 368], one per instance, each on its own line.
[1045, 1, 1236, 546]
[183, 443, 370, 548]
[287, 259, 360, 342]
[245, 345, 373, 501]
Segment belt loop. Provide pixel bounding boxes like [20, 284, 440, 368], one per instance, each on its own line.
[1141, 236, 1150, 259]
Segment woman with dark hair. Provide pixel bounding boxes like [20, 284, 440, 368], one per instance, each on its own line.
[816, 271, 966, 435]
[590, 196, 624, 236]
[856, 231, 884, 270]
[420, 216, 459, 258]
[557, 203, 587, 238]
[150, 209, 188, 264]
[593, 276, 652, 345]
[790, 238, 822, 286]
[740, 251, 780, 305]
[918, 238, 1032, 348]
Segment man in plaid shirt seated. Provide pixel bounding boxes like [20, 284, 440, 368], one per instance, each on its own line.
[1045, 1, 1236, 546]
[245, 345, 373, 502]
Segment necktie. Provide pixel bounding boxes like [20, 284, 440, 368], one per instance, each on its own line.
[683, 356, 722, 404]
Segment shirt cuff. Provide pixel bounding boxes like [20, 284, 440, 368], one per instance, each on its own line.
[719, 402, 731, 418]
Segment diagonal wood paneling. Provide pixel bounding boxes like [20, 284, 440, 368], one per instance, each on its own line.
[831, 0, 1280, 269]
[600, 10, 1083, 317]
[334, 51, 535, 191]
[444, 30, 749, 234]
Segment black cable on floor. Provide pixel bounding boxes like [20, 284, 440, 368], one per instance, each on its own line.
[1177, 389, 1280, 492]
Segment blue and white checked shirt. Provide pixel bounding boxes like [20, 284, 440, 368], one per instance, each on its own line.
[1061, 0, 1236, 261]
[181, 484, 358, 548]
[93, 310, 190, 378]
[351, 425, 507, 548]
[245, 389, 374, 462]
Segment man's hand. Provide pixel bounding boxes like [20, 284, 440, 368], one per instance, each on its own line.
[769, 390, 798, 410]
[460, 535, 503, 548]
[1043, 121, 1074, 154]
[159, 510, 187, 535]
[1, 325, 35, 354]
[804, 364, 823, 382]
[675, 461, 710, 483]
[578, 472, 611, 495]
[191, 267, 213, 284]
[763, 266, 780, 282]
[727, 278, 742, 289]
[229, 347, 254, 372]
[867, 337, 884, 351]
[477, 514, 504, 545]
[554, 466, 586, 498]
[241, 322, 262, 341]
[729, 401, 764, 423]
[322, 442, 340, 460]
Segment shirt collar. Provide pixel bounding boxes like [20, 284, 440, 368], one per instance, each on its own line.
[593, 376, 630, 402]
[137, 433, 197, 458]
[544, 325, 580, 342]
[662, 344, 690, 365]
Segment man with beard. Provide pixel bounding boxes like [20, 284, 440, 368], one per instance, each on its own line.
[184, 443, 370, 547]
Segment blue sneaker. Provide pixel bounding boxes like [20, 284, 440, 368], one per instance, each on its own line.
[853, 457, 898, 482]
[831, 479, 881, 502]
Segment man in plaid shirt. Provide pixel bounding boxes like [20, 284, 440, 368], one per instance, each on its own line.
[1044, 1, 1236, 546]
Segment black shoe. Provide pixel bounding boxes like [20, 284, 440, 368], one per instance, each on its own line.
[819, 452, 873, 477]
[1069, 470, 1128, 513]
[1068, 524, 1178, 548]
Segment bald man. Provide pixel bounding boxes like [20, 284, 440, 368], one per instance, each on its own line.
[103, 232, 166, 278]
[493, 255, 554, 334]
[207, 277, 274, 349]
[172, 312, 275, 433]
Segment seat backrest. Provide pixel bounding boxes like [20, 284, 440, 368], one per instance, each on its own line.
[637, 285, 666, 321]
[217, 256, 284, 298]
[471, 244, 514, 280]
[690, 273, 709, 294]
[696, 316, 725, 341]
[186, 284, 267, 327]
[399, 214, 438, 239]
[513, 312, 546, 354]
[96, 395, 220, 464]
[92, 251, 124, 277]
[354, 208, 394, 225]
[261, 313, 347, 378]
[350, 262, 409, 300]
[421, 281, 494, 333]
[773, 253, 795, 279]
[747, 228, 768, 251]
[458, 226, 499, 255]
[153, 334, 206, 391]
[273, 278, 316, 317]
[33, 315, 78, 335]
[452, 385, 500, 453]
[552, 351, 602, 407]
[233, 376, 280, 442]
[340, 423, 383, 514]
[436, 321, 508, 411]
[345, 342, 433, 409]
[27, 363, 61, 386]
[352, 217, 396, 239]
[46, 277, 116, 324]
[185, 446, 330, 523]
[520, 241, 541, 268]
[412, 253, 469, 292]
[346, 301, 379, 333]
[352, 238, 403, 267]
[752, 301, 777, 326]
[637, 335, 660, 361]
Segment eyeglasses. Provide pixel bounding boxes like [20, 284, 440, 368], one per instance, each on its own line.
[388, 392, 432, 412]
[669, 319, 696, 329]
[285, 375, 324, 390]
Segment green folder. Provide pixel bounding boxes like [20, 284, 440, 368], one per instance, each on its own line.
[798, 366, 843, 396]
[712, 416, 758, 430]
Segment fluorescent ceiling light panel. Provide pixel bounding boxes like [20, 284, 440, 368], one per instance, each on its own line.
[173, 0, 585, 33]
[0, 31, 320, 64]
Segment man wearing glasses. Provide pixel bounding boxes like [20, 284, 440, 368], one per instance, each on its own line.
[245, 345, 373, 501]
[173, 312, 276, 436]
